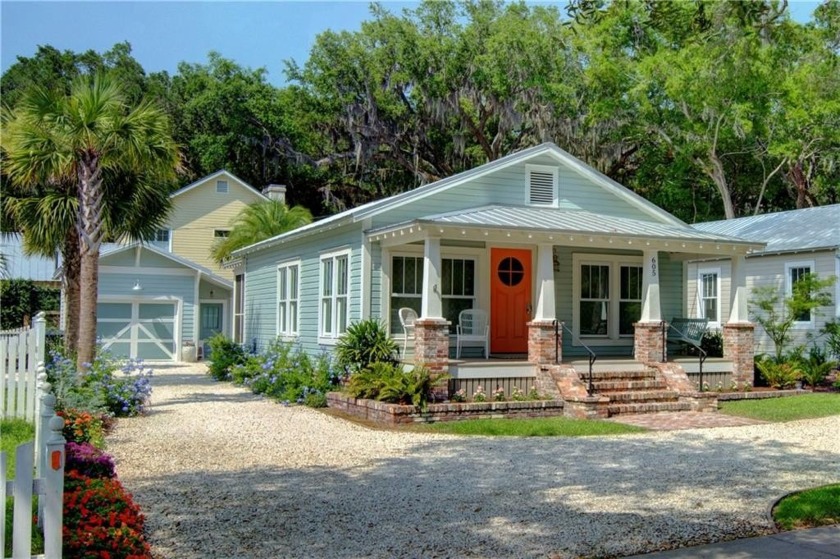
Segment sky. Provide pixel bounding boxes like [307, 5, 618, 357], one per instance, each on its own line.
[0, 0, 823, 87]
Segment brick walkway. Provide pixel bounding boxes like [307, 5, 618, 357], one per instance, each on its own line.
[607, 411, 766, 430]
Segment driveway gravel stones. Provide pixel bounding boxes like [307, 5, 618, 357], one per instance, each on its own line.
[107, 364, 840, 559]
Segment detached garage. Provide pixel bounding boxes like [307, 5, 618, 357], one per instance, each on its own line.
[98, 244, 232, 362]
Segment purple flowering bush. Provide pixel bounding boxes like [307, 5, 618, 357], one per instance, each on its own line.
[65, 441, 117, 478]
[46, 350, 153, 417]
[228, 339, 340, 407]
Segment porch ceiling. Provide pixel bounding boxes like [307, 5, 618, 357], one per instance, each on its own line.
[367, 205, 764, 256]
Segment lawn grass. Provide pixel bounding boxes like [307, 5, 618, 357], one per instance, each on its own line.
[1, 418, 40, 557]
[718, 393, 840, 422]
[774, 484, 840, 530]
[414, 416, 647, 436]
[0, 418, 35, 478]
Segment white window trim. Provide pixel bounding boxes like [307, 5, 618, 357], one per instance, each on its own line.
[525, 164, 559, 207]
[383, 245, 485, 336]
[318, 248, 352, 344]
[572, 253, 643, 346]
[276, 260, 301, 339]
[785, 260, 816, 329]
[697, 267, 722, 328]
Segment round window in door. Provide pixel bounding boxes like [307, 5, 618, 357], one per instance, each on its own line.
[497, 257, 525, 287]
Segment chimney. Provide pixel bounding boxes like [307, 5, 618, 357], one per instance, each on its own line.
[262, 184, 287, 204]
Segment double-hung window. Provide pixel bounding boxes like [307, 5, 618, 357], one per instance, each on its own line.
[389, 255, 477, 332]
[442, 258, 476, 325]
[574, 255, 644, 342]
[390, 256, 423, 334]
[277, 261, 300, 337]
[785, 261, 815, 326]
[320, 251, 350, 338]
[697, 268, 721, 326]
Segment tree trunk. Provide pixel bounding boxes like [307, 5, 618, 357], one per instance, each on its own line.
[786, 161, 816, 209]
[61, 226, 81, 355]
[703, 152, 736, 219]
[76, 154, 104, 370]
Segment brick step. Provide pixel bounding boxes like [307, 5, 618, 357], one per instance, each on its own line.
[606, 390, 680, 403]
[581, 370, 657, 381]
[590, 380, 668, 392]
[607, 401, 693, 416]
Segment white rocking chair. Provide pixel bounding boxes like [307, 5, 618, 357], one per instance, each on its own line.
[398, 307, 418, 358]
[456, 309, 489, 359]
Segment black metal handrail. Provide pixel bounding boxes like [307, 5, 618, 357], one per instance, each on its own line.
[554, 320, 597, 397]
[663, 321, 708, 391]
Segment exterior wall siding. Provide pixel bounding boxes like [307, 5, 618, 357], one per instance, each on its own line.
[371, 156, 658, 228]
[168, 176, 265, 279]
[244, 224, 364, 355]
[687, 250, 838, 355]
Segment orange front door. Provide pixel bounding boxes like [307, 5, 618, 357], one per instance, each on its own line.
[490, 248, 532, 354]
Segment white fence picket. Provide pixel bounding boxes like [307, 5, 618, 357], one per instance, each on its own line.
[1, 313, 46, 420]
[0, 389, 66, 559]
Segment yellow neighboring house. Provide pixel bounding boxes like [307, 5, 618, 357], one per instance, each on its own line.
[153, 170, 274, 280]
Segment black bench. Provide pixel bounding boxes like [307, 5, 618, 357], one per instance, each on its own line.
[667, 318, 708, 354]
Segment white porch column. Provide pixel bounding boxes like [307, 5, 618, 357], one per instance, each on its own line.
[728, 254, 749, 323]
[640, 249, 661, 322]
[421, 236, 443, 319]
[533, 244, 556, 321]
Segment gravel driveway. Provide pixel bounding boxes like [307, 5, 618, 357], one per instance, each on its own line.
[108, 364, 840, 559]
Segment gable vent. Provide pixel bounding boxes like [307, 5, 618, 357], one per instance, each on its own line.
[529, 170, 555, 205]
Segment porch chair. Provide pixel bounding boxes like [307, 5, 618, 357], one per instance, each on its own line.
[398, 307, 418, 358]
[456, 309, 489, 359]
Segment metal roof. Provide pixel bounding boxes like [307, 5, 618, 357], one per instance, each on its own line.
[692, 204, 840, 254]
[372, 205, 758, 245]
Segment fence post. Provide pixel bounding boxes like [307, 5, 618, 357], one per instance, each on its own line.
[34, 311, 47, 361]
[43, 414, 66, 559]
[37, 382, 54, 531]
[13, 441, 35, 559]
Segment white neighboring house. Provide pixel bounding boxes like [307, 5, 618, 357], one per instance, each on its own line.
[689, 204, 840, 356]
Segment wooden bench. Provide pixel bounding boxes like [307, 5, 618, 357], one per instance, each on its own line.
[667, 318, 708, 354]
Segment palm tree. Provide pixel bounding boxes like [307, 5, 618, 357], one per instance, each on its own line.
[211, 199, 313, 264]
[2, 74, 178, 368]
[3, 171, 173, 354]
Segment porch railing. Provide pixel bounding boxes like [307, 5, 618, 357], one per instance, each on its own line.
[663, 321, 708, 391]
[555, 320, 597, 397]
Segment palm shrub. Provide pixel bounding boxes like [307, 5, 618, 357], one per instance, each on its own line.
[207, 333, 246, 381]
[346, 362, 447, 409]
[346, 362, 402, 400]
[797, 347, 837, 388]
[335, 319, 398, 374]
[821, 320, 840, 360]
[756, 358, 802, 389]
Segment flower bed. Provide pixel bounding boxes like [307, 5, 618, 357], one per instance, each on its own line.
[327, 392, 565, 425]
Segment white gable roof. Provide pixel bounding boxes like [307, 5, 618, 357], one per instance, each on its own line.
[233, 142, 685, 257]
[169, 169, 268, 201]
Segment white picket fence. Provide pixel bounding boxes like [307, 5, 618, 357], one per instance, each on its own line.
[1, 386, 66, 559]
[1, 313, 47, 421]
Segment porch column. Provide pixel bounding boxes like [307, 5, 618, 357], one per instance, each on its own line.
[416, 235, 449, 400]
[529, 243, 558, 365]
[724, 254, 755, 386]
[634, 249, 665, 363]
[421, 236, 443, 319]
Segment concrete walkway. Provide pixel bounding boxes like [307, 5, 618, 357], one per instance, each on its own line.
[627, 525, 840, 558]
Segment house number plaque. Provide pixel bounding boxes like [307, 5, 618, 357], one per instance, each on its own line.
[650, 256, 657, 278]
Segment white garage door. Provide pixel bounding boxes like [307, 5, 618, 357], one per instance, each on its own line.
[97, 301, 177, 361]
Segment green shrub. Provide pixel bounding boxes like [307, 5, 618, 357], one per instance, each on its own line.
[821, 320, 840, 360]
[230, 339, 339, 406]
[335, 319, 398, 374]
[347, 362, 447, 409]
[701, 329, 724, 357]
[756, 358, 802, 389]
[207, 333, 246, 381]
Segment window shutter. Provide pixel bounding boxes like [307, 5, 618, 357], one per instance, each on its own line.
[529, 171, 555, 205]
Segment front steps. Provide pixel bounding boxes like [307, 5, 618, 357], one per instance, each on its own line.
[582, 368, 693, 417]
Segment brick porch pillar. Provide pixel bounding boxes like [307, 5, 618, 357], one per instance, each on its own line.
[414, 318, 450, 400]
[528, 320, 558, 365]
[634, 321, 666, 364]
[723, 323, 755, 386]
